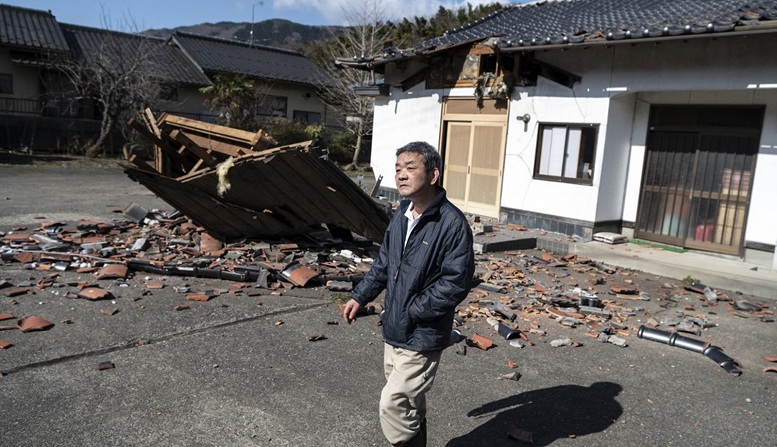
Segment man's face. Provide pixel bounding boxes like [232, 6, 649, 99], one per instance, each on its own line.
[395, 152, 439, 200]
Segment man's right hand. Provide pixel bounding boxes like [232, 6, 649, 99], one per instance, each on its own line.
[342, 299, 361, 324]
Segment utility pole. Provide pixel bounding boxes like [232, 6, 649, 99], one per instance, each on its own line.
[250, 1, 264, 47]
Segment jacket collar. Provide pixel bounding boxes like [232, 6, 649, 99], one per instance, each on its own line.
[399, 186, 446, 218]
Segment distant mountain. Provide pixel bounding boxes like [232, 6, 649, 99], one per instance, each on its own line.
[144, 19, 343, 53]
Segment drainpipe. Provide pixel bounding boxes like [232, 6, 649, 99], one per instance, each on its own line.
[638, 326, 742, 376]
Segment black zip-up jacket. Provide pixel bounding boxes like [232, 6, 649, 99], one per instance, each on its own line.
[352, 187, 475, 352]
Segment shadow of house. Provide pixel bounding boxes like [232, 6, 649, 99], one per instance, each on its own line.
[446, 382, 623, 447]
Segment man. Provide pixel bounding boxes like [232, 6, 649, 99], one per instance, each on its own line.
[342, 141, 475, 447]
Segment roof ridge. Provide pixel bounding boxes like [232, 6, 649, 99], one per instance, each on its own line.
[59, 22, 167, 41]
[0, 3, 56, 16]
[174, 30, 304, 57]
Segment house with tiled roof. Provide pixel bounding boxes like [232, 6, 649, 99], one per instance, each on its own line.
[0, 3, 337, 152]
[0, 4, 69, 115]
[59, 23, 212, 116]
[338, 0, 777, 265]
[169, 31, 336, 126]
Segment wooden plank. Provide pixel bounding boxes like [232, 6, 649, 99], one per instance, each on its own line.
[143, 108, 162, 138]
[128, 118, 190, 172]
[141, 108, 165, 173]
[169, 129, 219, 167]
[159, 114, 257, 144]
[128, 154, 158, 173]
[177, 131, 246, 157]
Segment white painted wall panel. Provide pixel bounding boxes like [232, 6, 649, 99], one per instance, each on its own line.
[745, 90, 777, 246]
[370, 83, 444, 189]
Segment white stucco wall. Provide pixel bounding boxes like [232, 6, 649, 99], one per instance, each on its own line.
[371, 83, 444, 188]
[742, 91, 777, 246]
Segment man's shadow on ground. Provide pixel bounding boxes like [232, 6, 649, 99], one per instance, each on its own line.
[446, 382, 623, 447]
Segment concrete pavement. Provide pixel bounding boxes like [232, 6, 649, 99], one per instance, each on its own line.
[573, 239, 777, 301]
[1, 159, 776, 446]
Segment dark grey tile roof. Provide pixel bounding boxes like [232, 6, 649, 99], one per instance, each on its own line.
[172, 31, 332, 87]
[0, 3, 68, 52]
[60, 24, 211, 87]
[351, 0, 777, 66]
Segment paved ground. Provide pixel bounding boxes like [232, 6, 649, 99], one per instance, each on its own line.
[1, 154, 775, 446]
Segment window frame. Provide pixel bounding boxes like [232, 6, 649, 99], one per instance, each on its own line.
[256, 94, 288, 118]
[0, 73, 13, 94]
[533, 122, 598, 185]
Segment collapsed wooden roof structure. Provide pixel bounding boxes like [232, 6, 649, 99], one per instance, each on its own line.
[123, 111, 389, 243]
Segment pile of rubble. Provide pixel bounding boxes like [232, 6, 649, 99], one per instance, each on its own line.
[0, 204, 378, 293]
[124, 110, 389, 243]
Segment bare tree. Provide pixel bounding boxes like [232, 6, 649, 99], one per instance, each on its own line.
[314, 0, 394, 169]
[56, 18, 163, 157]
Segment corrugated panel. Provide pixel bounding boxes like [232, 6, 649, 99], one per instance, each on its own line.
[124, 147, 389, 243]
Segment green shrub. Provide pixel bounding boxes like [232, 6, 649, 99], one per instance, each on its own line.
[327, 131, 355, 164]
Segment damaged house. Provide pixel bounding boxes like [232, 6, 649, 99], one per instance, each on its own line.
[337, 0, 777, 266]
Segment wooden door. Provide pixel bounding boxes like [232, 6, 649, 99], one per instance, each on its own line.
[443, 121, 505, 218]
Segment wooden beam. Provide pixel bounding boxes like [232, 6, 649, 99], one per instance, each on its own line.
[159, 114, 257, 144]
[169, 129, 219, 167]
[128, 154, 159, 173]
[128, 118, 191, 172]
[175, 131, 246, 157]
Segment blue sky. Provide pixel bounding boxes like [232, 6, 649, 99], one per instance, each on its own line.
[13, 0, 511, 30]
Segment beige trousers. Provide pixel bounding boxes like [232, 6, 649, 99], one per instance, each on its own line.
[380, 343, 442, 444]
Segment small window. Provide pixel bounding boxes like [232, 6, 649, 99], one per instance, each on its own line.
[293, 110, 321, 124]
[0, 73, 13, 94]
[534, 123, 598, 184]
[256, 95, 288, 118]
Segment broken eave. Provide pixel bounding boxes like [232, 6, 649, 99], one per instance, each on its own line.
[123, 143, 389, 244]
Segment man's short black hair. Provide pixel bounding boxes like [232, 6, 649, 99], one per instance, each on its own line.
[396, 141, 442, 174]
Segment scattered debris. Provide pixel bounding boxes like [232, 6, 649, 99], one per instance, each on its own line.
[550, 337, 572, 348]
[469, 333, 494, 350]
[97, 361, 115, 371]
[593, 232, 628, 244]
[499, 371, 521, 381]
[16, 316, 54, 332]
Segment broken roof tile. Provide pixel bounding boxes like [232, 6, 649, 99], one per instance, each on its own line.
[17, 315, 54, 332]
[281, 262, 319, 287]
[3, 287, 28, 297]
[77, 287, 111, 300]
[470, 333, 494, 350]
[93, 264, 128, 280]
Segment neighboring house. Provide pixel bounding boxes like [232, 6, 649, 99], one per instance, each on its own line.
[337, 0, 777, 265]
[169, 31, 338, 128]
[59, 23, 212, 117]
[0, 4, 82, 149]
[0, 3, 337, 152]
